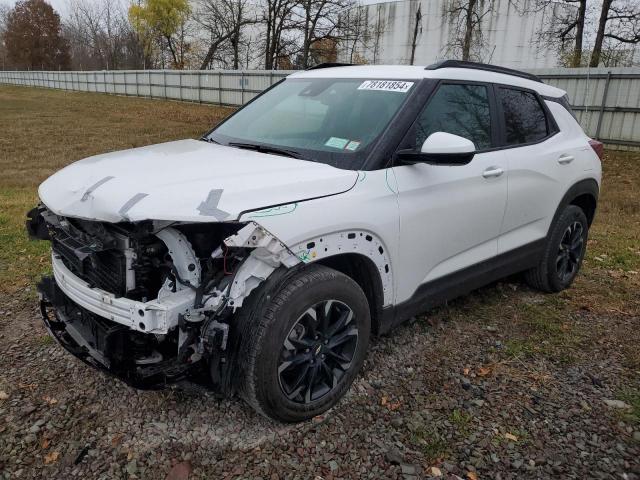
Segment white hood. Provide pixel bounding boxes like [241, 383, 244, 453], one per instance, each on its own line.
[38, 139, 358, 223]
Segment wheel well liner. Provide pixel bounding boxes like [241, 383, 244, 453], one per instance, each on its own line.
[551, 179, 599, 233]
[315, 253, 385, 335]
[570, 193, 597, 226]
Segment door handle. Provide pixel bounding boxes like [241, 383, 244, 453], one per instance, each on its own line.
[482, 167, 504, 179]
[558, 154, 574, 165]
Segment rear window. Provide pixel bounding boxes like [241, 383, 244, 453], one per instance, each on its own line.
[499, 88, 548, 145]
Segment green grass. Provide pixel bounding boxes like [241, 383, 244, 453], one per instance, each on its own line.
[449, 409, 473, 432]
[501, 301, 580, 363]
[37, 334, 53, 346]
[618, 389, 640, 424]
[410, 425, 450, 461]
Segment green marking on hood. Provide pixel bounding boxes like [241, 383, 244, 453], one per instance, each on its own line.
[247, 203, 298, 218]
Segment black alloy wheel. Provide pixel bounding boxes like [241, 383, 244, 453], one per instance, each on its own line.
[525, 205, 589, 293]
[556, 221, 584, 283]
[278, 300, 358, 404]
[236, 264, 370, 422]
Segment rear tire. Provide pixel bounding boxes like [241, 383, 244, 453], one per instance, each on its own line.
[525, 205, 589, 293]
[237, 264, 370, 423]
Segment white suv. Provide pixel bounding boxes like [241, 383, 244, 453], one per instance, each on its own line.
[28, 61, 602, 422]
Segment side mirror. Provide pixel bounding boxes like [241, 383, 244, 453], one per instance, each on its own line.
[397, 132, 476, 165]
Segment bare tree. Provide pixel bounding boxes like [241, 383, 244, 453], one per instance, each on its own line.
[409, 3, 422, 65]
[340, 3, 370, 64]
[590, 0, 640, 66]
[515, 0, 588, 67]
[445, 0, 494, 61]
[262, 0, 299, 69]
[296, 0, 349, 68]
[0, 5, 9, 70]
[66, 0, 148, 70]
[370, 3, 387, 64]
[195, 0, 257, 69]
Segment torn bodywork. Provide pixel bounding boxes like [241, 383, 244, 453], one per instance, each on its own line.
[27, 205, 300, 390]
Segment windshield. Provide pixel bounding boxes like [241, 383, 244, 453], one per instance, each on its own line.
[208, 78, 416, 169]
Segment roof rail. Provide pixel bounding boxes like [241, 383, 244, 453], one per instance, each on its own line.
[306, 62, 354, 70]
[425, 60, 543, 83]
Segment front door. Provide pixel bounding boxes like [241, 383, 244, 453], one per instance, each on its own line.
[391, 82, 508, 303]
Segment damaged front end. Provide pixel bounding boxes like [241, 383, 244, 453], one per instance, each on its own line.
[26, 205, 299, 390]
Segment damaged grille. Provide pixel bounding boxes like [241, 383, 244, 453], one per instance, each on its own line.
[51, 225, 128, 297]
[32, 207, 170, 301]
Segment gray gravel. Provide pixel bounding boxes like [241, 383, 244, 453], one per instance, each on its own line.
[1, 282, 639, 479]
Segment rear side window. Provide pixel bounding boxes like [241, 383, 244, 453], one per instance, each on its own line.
[499, 88, 548, 145]
[413, 83, 492, 150]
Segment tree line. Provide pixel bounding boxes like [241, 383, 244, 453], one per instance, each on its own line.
[0, 0, 638, 71]
[0, 0, 355, 70]
[439, 0, 639, 67]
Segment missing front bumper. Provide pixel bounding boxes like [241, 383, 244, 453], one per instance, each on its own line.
[37, 276, 204, 389]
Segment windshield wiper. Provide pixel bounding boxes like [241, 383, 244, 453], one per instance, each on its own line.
[228, 142, 305, 160]
[201, 136, 219, 144]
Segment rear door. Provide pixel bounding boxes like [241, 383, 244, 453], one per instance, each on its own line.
[494, 86, 585, 254]
[391, 82, 508, 303]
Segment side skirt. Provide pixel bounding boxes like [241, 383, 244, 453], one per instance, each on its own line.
[379, 239, 545, 334]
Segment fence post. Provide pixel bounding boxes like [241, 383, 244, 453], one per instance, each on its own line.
[197, 71, 202, 103]
[163, 70, 167, 99]
[241, 72, 245, 105]
[179, 71, 183, 101]
[149, 71, 152, 99]
[595, 71, 612, 141]
[136, 71, 139, 97]
[218, 71, 222, 105]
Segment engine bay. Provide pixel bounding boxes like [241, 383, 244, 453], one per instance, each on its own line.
[26, 205, 300, 390]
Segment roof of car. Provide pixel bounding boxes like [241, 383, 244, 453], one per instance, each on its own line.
[289, 64, 566, 98]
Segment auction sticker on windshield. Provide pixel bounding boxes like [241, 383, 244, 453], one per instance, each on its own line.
[358, 80, 414, 93]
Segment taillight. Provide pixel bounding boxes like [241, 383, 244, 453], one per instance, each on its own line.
[589, 139, 604, 160]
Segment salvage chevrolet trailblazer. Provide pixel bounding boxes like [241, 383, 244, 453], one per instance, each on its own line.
[27, 61, 602, 422]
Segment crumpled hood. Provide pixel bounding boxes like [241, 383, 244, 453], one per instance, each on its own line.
[38, 139, 358, 223]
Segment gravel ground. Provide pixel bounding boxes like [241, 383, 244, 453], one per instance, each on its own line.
[1, 280, 639, 480]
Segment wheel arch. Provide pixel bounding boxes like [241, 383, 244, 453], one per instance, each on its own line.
[288, 229, 394, 309]
[551, 178, 599, 233]
[314, 253, 385, 335]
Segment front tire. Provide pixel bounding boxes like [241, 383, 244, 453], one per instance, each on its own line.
[238, 264, 370, 423]
[525, 205, 589, 293]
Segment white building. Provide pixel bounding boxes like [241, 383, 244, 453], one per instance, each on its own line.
[338, 0, 574, 68]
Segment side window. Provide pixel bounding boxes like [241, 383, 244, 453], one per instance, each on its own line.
[499, 88, 549, 145]
[413, 83, 492, 150]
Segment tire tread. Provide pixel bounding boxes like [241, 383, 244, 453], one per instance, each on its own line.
[525, 205, 588, 293]
[237, 264, 368, 422]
